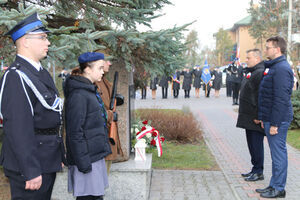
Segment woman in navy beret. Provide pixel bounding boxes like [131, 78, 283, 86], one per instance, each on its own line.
[64, 52, 112, 200]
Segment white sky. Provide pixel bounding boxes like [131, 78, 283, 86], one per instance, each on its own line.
[138, 0, 255, 49]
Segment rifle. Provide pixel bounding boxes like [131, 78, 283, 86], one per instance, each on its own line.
[108, 72, 119, 145]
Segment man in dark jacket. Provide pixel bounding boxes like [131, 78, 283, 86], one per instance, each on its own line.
[159, 75, 170, 99]
[255, 36, 294, 198]
[236, 49, 265, 182]
[0, 13, 64, 199]
[228, 59, 243, 105]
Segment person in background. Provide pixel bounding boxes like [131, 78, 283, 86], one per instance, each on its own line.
[181, 68, 193, 98]
[236, 49, 265, 182]
[172, 70, 181, 98]
[64, 52, 111, 200]
[159, 74, 170, 99]
[223, 67, 233, 97]
[0, 13, 65, 200]
[150, 76, 158, 99]
[227, 59, 243, 105]
[256, 36, 294, 198]
[58, 68, 70, 90]
[192, 65, 202, 98]
[212, 68, 222, 97]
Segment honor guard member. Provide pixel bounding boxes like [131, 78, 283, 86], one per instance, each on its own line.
[0, 13, 65, 200]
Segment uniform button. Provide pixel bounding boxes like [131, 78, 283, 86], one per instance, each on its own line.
[45, 95, 48, 98]
[40, 142, 43, 145]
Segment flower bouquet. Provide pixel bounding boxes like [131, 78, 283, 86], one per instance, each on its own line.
[131, 120, 165, 157]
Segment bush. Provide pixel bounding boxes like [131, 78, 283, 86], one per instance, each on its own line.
[290, 90, 300, 129]
[135, 109, 203, 143]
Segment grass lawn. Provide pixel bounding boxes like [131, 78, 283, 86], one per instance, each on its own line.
[287, 129, 300, 150]
[148, 141, 219, 170]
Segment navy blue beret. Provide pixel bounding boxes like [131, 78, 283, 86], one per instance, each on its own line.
[6, 12, 50, 42]
[78, 52, 105, 64]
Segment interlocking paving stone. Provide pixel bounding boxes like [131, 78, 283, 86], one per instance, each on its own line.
[136, 87, 300, 200]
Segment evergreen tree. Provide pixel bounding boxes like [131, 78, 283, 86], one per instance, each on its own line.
[0, 0, 189, 77]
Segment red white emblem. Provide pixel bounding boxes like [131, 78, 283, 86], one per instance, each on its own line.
[246, 72, 251, 79]
[264, 68, 269, 76]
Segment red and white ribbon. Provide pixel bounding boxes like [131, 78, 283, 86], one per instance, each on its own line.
[136, 127, 163, 157]
[153, 130, 163, 157]
[136, 127, 155, 140]
[264, 68, 269, 76]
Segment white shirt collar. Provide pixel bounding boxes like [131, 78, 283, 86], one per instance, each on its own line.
[17, 54, 42, 71]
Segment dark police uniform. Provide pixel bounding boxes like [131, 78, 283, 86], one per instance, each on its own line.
[0, 13, 64, 200]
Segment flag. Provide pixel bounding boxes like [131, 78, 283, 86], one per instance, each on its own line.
[201, 60, 211, 85]
[172, 73, 180, 84]
[235, 45, 240, 66]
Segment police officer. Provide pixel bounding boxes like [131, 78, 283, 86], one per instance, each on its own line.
[0, 13, 64, 199]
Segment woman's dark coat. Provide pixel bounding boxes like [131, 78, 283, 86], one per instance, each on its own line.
[172, 71, 181, 90]
[236, 62, 265, 132]
[150, 77, 158, 90]
[212, 70, 222, 90]
[192, 69, 202, 88]
[181, 71, 193, 90]
[159, 75, 170, 88]
[258, 56, 294, 126]
[64, 75, 111, 173]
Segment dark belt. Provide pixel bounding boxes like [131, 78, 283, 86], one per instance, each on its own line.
[35, 127, 59, 135]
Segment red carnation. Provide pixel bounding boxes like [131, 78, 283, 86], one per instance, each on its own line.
[136, 131, 140, 136]
[150, 139, 156, 146]
[141, 126, 146, 131]
[160, 137, 165, 143]
[142, 120, 148, 125]
[152, 131, 157, 137]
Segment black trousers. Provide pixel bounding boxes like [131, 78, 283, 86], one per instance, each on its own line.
[245, 129, 264, 174]
[184, 90, 190, 98]
[77, 195, 103, 200]
[226, 81, 232, 97]
[162, 87, 168, 99]
[231, 82, 240, 100]
[173, 89, 179, 98]
[205, 88, 211, 97]
[4, 168, 56, 200]
[141, 87, 147, 99]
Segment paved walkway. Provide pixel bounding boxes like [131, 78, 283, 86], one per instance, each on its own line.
[135, 87, 300, 200]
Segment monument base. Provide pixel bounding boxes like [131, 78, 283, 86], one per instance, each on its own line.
[51, 154, 152, 200]
[104, 153, 152, 200]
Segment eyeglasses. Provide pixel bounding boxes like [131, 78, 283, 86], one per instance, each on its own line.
[25, 35, 49, 41]
[266, 46, 275, 50]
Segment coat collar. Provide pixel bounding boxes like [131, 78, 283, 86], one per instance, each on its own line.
[264, 55, 286, 68]
[15, 56, 59, 94]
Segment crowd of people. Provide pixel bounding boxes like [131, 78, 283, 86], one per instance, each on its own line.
[0, 12, 298, 200]
[141, 66, 223, 99]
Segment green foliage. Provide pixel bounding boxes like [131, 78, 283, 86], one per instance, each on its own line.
[0, 1, 189, 76]
[290, 90, 300, 129]
[287, 129, 300, 150]
[247, 0, 290, 52]
[214, 28, 234, 66]
[184, 29, 200, 67]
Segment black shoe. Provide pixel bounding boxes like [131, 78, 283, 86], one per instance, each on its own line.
[260, 188, 286, 198]
[244, 173, 264, 181]
[256, 186, 273, 193]
[241, 172, 253, 177]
